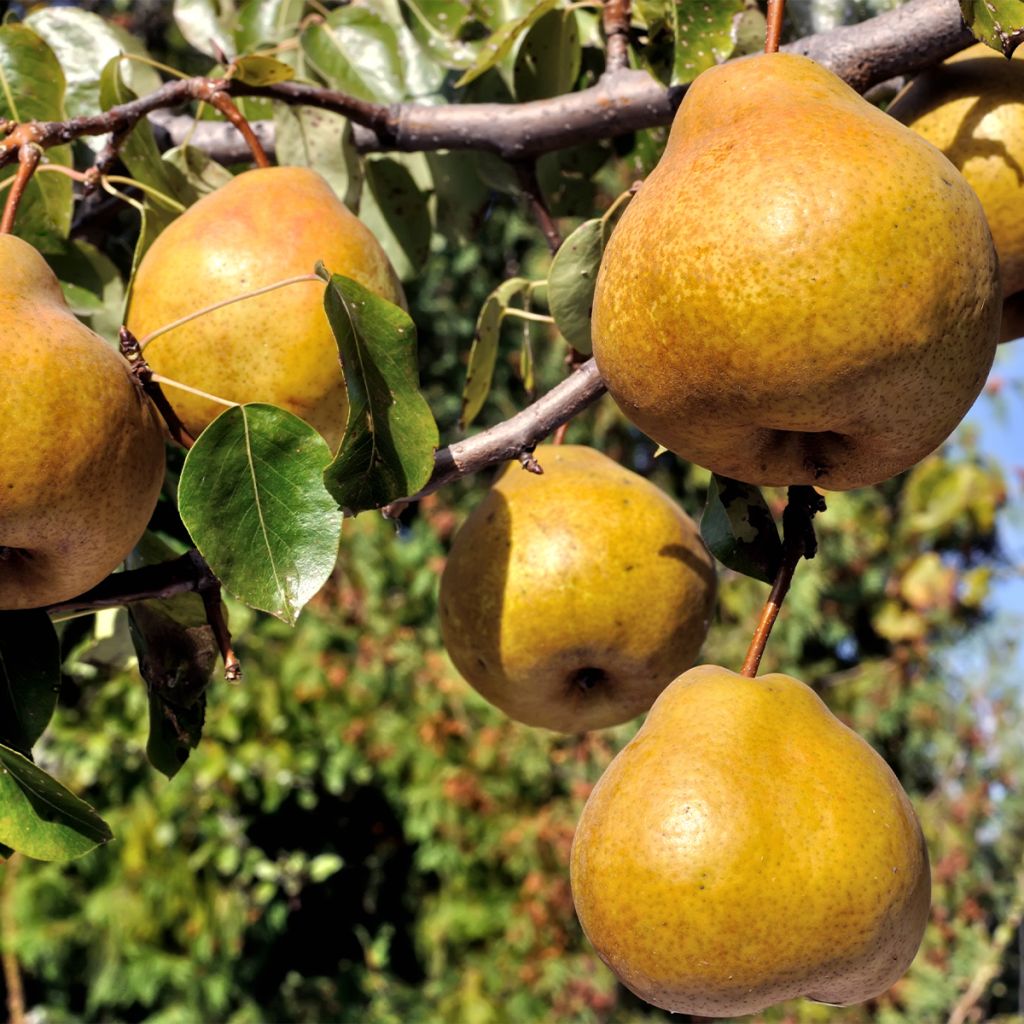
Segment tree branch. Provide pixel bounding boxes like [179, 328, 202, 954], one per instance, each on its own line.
[134, 0, 971, 168]
[603, 0, 632, 74]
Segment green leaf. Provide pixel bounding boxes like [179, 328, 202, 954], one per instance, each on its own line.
[99, 57, 196, 212]
[145, 688, 207, 781]
[162, 145, 236, 197]
[402, 0, 477, 68]
[323, 275, 439, 513]
[301, 8, 407, 102]
[547, 219, 602, 354]
[361, 156, 433, 279]
[455, 0, 558, 88]
[174, 0, 237, 60]
[178, 405, 343, 625]
[236, 0, 305, 51]
[460, 277, 531, 429]
[24, 7, 160, 131]
[0, 24, 72, 253]
[45, 239, 125, 345]
[274, 104, 364, 212]
[513, 8, 580, 101]
[700, 474, 782, 584]
[0, 612, 60, 756]
[0, 745, 111, 862]
[671, 0, 746, 84]
[960, 0, 1024, 54]
[232, 54, 295, 85]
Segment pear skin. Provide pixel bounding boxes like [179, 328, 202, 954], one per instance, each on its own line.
[592, 52, 999, 490]
[571, 665, 931, 1017]
[439, 446, 716, 732]
[127, 166, 404, 450]
[889, 44, 1024, 299]
[0, 235, 165, 609]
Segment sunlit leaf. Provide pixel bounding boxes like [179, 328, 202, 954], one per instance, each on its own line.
[179, 404, 343, 625]
[960, 0, 1024, 54]
[513, 8, 580, 101]
[232, 54, 295, 85]
[455, 0, 558, 88]
[547, 219, 602, 354]
[323, 275, 439, 512]
[0, 745, 111, 862]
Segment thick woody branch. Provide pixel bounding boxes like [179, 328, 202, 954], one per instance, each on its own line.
[137, 0, 969, 167]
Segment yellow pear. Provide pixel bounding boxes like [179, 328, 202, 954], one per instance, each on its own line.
[888, 44, 1024, 300]
[592, 52, 999, 490]
[126, 166, 404, 450]
[571, 665, 931, 1017]
[438, 446, 716, 732]
[0, 235, 165, 609]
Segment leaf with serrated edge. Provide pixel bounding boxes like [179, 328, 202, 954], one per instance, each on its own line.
[460, 277, 531, 429]
[0, 612, 60, 755]
[0, 745, 111, 862]
[700, 474, 782, 584]
[178, 404, 342, 625]
[323, 275, 439, 513]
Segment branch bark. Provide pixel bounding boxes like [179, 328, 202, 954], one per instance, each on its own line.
[136, 0, 970, 166]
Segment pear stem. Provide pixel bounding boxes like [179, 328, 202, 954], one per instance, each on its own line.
[205, 89, 271, 169]
[602, 0, 632, 74]
[137, 274, 323, 351]
[740, 485, 826, 677]
[0, 144, 40, 235]
[765, 0, 785, 54]
[119, 328, 197, 450]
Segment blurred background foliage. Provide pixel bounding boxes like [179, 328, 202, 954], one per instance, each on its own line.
[2, 0, 1023, 1022]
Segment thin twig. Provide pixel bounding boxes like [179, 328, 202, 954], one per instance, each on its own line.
[740, 485, 826, 677]
[381, 358, 606, 517]
[0, 145, 40, 235]
[766, 0, 786, 54]
[602, 0, 632, 74]
[1, 856, 24, 1024]
[197, 577, 241, 682]
[514, 161, 562, 252]
[119, 327, 196, 450]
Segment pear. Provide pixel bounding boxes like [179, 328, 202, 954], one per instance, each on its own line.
[888, 44, 1024, 300]
[126, 166, 404, 450]
[438, 446, 716, 732]
[592, 52, 1000, 490]
[571, 665, 931, 1017]
[0, 235, 165, 610]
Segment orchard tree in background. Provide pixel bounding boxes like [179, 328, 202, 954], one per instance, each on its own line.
[1, 0, 1024, 1021]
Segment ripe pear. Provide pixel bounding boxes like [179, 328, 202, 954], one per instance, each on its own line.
[438, 445, 716, 732]
[571, 665, 931, 1016]
[0, 235, 165, 610]
[592, 52, 1000, 490]
[888, 44, 1024, 300]
[126, 166, 404, 450]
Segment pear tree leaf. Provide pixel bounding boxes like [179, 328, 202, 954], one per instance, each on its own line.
[364, 0, 447, 97]
[236, 0, 305, 51]
[0, 25, 73, 253]
[513, 8, 581, 101]
[323, 275, 439, 513]
[960, 0, 1024, 55]
[231, 54, 295, 85]
[360, 156, 433, 279]
[99, 57, 196, 213]
[0, 745, 112, 862]
[274, 104, 364, 212]
[45, 239, 125, 345]
[173, 0, 237, 60]
[455, 0, 558, 88]
[700, 474, 782, 584]
[162, 145, 235, 197]
[145, 689, 207, 781]
[24, 7, 160, 131]
[301, 8, 406, 102]
[460, 276, 532, 430]
[402, 0, 477, 68]
[178, 404, 343, 625]
[547, 219, 603, 354]
[671, 0, 748, 84]
[0, 612, 61, 756]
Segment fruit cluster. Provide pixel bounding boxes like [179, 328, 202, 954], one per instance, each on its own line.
[2, 36, 1021, 1020]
